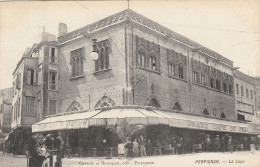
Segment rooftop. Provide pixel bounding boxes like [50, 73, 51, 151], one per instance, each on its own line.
[58, 9, 233, 67]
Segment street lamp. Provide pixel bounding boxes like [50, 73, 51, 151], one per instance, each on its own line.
[90, 39, 99, 61]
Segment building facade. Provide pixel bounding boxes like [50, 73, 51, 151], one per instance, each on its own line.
[233, 70, 257, 121]
[10, 30, 58, 154]
[57, 9, 236, 120]
[29, 9, 260, 156]
[0, 88, 13, 134]
[39, 9, 260, 154]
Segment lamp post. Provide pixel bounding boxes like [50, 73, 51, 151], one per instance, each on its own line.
[90, 39, 99, 61]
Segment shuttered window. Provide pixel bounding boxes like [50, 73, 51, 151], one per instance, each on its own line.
[25, 96, 35, 116]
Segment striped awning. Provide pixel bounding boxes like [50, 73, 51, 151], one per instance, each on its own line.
[32, 106, 259, 134]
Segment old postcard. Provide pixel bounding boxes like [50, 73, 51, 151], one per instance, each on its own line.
[0, 1, 260, 167]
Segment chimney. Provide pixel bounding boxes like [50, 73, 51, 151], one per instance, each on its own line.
[41, 26, 56, 42]
[59, 23, 67, 37]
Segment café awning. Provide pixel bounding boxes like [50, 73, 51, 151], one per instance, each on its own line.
[88, 107, 168, 126]
[32, 110, 101, 132]
[32, 106, 259, 134]
[154, 110, 249, 134]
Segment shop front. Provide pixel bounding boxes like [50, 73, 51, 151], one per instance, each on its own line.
[32, 106, 260, 157]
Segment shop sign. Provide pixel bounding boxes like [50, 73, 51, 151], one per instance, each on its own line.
[32, 119, 89, 132]
[169, 118, 248, 133]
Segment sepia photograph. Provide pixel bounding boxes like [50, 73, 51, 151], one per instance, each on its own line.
[0, 0, 260, 167]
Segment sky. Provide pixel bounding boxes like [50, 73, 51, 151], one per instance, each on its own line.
[0, 0, 259, 90]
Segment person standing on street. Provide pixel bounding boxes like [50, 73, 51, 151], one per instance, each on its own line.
[139, 135, 147, 157]
[146, 139, 152, 156]
[227, 136, 234, 153]
[214, 135, 220, 152]
[124, 137, 133, 158]
[133, 139, 139, 157]
[171, 136, 177, 154]
[205, 135, 211, 152]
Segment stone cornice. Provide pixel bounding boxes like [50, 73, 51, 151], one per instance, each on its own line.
[58, 9, 233, 67]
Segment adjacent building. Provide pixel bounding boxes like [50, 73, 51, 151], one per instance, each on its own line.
[10, 29, 58, 154]
[233, 70, 257, 120]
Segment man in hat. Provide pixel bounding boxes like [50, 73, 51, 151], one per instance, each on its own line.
[124, 137, 133, 158]
[214, 135, 220, 152]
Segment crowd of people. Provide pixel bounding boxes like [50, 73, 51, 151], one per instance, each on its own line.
[201, 134, 257, 153]
[124, 135, 184, 157]
[124, 134, 258, 157]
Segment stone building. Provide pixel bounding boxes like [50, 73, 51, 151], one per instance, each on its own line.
[57, 9, 235, 119]
[233, 70, 258, 120]
[10, 29, 58, 154]
[33, 9, 260, 155]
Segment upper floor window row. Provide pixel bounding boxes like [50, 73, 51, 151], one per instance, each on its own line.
[236, 84, 254, 99]
[136, 36, 160, 72]
[70, 39, 111, 78]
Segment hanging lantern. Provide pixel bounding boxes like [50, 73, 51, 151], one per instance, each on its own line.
[90, 39, 99, 61]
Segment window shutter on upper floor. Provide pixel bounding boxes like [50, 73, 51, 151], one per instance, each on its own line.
[27, 70, 31, 85]
[33, 70, 38, 85]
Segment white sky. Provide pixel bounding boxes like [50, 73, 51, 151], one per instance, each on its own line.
[0, 0, 259, 90]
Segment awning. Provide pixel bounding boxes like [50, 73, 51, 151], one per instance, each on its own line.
[32, 106, 259, 134]
[154, 110, 249, 134]
[88, 108, 168, 126]
[32, 110, 101, 132]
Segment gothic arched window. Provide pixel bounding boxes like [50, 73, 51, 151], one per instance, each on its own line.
[149, 52, 157, 71]
[71, 48, 84, 77]
[95, 39, 110, 71]
[95, 96, 115, 109]
[178, 64, 184, 79]
[137, 48, 147, 68]
[148, 98, 161, 108]
[168, 63, 175, 77]
[67, 101, 83, 112]
[202, 109, 209, 116]
[172, 102, 183, 111]
[220, 112, 226, 118]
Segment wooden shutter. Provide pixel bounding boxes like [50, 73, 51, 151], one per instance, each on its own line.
[27, 70, 31, 85]
[33, 70, 37, 85]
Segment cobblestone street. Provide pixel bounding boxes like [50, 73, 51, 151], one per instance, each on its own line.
[0, 153, 27, 167]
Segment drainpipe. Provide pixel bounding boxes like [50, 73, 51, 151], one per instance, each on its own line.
[125, 23, 129, 105]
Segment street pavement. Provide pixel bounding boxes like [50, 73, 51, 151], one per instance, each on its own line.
[0, 153, 27, 167]
[0, 151, 260, 167]
[62, 151, 260, 167]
